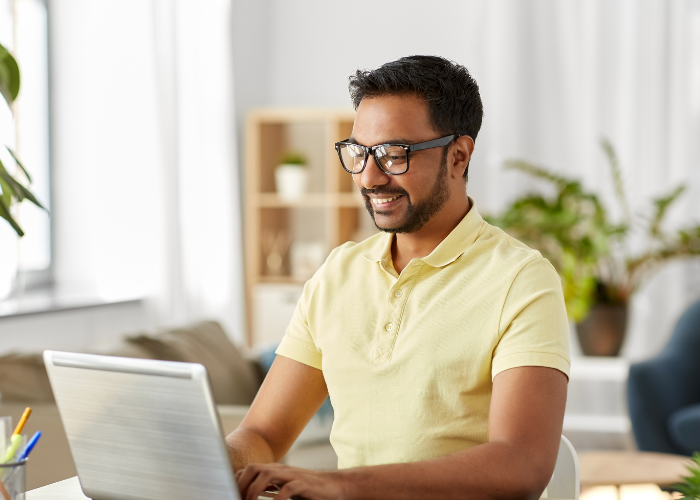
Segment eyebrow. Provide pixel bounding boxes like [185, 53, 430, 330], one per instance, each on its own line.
[347, 136, 416, 146]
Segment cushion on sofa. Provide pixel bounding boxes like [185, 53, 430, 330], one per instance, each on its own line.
[668, 403, 700, 456]
[124, 321, 262, 405]
[0, 353, 55, 403]
[0, 321, 262, 405]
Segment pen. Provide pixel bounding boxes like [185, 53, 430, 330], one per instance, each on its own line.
[12, 408, 31, 436]
[17, 432, 41, 462]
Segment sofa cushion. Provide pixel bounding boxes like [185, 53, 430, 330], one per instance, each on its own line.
[124, 321, 262, 405]
[668, 403, 700, 456]
[0, 353, 55, 403]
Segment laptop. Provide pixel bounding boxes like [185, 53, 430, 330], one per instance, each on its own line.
[44, 350, 250, 500]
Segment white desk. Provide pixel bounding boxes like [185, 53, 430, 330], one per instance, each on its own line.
[26, 477, 87, 500]
[26, 476, 275, 499]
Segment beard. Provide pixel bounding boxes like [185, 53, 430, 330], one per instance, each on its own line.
[362, 150, 449, 234]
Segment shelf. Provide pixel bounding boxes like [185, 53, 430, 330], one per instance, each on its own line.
[254, 193, 365, 208]
[257, 193, 330, 207]
[257, 275, 306, 284]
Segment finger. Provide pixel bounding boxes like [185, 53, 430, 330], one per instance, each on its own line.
[237, 464, 263, 494]
[246, 468, 295, 500]
[277, 479, 305, 500]
[246, 468, 277, 500]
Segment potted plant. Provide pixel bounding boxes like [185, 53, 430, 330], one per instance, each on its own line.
[487, 139, 700, 356]
[0, 41, 47, 299]
[275, 151, 308, 202]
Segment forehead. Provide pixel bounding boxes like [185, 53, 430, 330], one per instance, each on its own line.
[352, 94, 435, 146]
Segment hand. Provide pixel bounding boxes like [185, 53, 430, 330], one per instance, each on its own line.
[236, 463, 346, 500]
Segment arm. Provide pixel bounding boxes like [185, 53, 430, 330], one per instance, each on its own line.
[237, 365, 567, 500]
[225, 355, 329, 471]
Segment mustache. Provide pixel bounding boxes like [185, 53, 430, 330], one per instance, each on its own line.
[361, 187, 409, 197]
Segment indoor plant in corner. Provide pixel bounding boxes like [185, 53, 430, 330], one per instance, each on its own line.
[487, 140, 700, 356]
[0, 41, 47, 299]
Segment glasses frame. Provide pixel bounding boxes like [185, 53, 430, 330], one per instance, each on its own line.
[334, 134, 459, 175]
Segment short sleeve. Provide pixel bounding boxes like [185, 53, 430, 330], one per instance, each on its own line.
[275, 274, 323, 371]
[492, 257, 571, 380]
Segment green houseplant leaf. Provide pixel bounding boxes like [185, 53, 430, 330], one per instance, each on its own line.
[671, 452, 700, 499]
[488, 139, 699, 321]
[0, 41, 47, 238]
[0, 42, 20, 107]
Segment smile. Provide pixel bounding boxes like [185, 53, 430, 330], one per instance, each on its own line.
[371, 195, 403, 206]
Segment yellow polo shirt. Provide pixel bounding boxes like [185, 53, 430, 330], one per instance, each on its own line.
[276, 201, 570, 469]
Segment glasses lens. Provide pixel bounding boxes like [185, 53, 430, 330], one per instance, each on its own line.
[375, 145, 408, 174]
[339, 144, 366, 173]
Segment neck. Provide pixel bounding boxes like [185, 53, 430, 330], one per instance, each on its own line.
[391, 195, 471, 274]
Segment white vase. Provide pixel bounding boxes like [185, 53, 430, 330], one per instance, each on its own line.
[275, 164, 308, 202]
[0, 222, 18, 300]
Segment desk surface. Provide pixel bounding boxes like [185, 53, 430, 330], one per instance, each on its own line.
[26, 477, 87, 500]
[26, 476, 276, 500]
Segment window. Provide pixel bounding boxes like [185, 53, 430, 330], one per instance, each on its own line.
[0, 0, 51, 290]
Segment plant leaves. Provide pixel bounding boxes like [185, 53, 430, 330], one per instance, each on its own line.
[0, 157, 47, 210]
[651, 185, 686, 237]
[0, 197, 24, 237]
[6, 146, 32, 182]
[601, 137, 630, 222]
[0, 42, 20, 107]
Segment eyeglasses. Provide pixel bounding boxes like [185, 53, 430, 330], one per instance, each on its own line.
[334, 134, 459, 175]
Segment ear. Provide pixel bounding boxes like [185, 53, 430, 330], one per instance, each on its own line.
[450, 135, 475, 179]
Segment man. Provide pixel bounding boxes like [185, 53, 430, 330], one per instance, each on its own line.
[227, 56, 570, 500]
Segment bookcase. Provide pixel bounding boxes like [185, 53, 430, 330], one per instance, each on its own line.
[244, 108, 377, 345]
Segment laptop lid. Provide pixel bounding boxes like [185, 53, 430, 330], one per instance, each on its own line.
[43, 350, 241, 500]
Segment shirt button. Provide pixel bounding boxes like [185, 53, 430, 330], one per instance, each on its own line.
[394, 290, 403, 298]
[385, 323, 394, 332]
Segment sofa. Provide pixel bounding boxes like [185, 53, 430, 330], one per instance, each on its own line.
[628, 299, 700, 456]
[0, 321, 336, 490]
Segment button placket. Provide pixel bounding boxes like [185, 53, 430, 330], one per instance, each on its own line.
[371, 264, 420, 364]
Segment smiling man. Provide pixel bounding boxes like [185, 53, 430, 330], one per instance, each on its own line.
[227, 56, 570, 500]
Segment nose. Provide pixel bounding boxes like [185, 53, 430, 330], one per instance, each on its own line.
[354, 153, 389, 190]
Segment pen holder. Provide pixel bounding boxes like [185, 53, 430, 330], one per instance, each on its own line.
[0, 459, 27, 500]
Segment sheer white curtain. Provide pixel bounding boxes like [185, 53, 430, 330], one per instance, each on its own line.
[463, 0, 700, 359]
[50, 0, 246, 341]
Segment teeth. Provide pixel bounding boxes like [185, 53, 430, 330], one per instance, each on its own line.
[372, 196, 400, 205]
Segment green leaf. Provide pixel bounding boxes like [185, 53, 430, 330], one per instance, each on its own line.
[0, 197, 24, 237]
[651, 185, 686, 237]
[0, 160, 25, 201]
[6, 146, 32, 182]
[601, 137, 630, 222]
[0, 157, 47, 211]
[0, 42, 21, 107]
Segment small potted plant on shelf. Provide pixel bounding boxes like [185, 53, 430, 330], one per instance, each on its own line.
[0, 42, 47, 299]
[487, 139, 700, 356]
[275, 151, 308, 202]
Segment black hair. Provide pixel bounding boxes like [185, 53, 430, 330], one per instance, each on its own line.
[348, 55, 483, 181]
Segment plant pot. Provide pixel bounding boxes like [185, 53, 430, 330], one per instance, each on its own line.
[275, 164, 308, 202]
[576, 303, 628, 356]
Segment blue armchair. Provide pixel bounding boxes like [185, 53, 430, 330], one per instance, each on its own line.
[628, 299, 700, 456]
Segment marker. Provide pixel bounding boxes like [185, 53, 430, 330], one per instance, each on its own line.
[17, 432, 41, 462]
[0, 435, 22, 464]
[12, 408, 31, 436]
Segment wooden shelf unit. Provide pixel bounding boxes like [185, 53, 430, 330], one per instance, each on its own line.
[244, 108, 376, 345]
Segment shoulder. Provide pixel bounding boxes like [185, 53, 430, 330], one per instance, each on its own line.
[305, 232, 385, 290]
[471, 221, 557, 276]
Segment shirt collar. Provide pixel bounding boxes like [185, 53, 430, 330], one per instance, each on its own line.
[363, 197, 484, 268]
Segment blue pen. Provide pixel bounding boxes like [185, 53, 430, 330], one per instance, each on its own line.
[17, 431, 41, 461]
